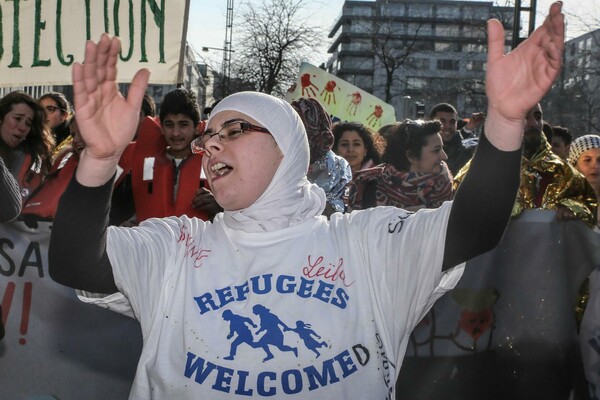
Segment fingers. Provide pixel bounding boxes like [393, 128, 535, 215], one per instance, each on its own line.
[72, 62, 86, 112]
[95, 34, 112, 84]
[105, 36, 122, 83]
[546, 1, 565, 41]
[127, 68, 151, 112]
[486, 19, 505, 65]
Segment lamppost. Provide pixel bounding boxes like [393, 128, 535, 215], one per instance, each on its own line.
[202, 46, 234, 99]
[512, 0, 537, 49]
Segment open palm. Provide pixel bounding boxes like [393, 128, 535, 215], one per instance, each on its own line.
[485, 2, 564, 123]
[72, 34, 150, 161]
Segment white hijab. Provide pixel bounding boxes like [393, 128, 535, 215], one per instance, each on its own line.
[208, 92, 326, 233]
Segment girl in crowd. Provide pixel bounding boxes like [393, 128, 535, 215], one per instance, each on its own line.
[347, 120, 453, 211]
[568, 135, 600, 228]
[0, 91, 54, 202]
[332, 121, 381, 175]
[39, 91, 73, 155]
[49, 3, 564, 398]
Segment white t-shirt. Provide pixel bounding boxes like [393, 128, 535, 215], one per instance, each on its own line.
[81, 202, 464, 399]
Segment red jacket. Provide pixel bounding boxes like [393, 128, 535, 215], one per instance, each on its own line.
[21, 151, 77, 219]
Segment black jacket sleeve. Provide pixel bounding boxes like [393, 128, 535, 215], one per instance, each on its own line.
[48, 175, 118, 293]
[442, 133, 522, 270]
[0, 157, 22, 223]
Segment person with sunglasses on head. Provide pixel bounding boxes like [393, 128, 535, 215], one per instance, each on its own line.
[347, 119, 453, 212]
[49, 3, 564, 398]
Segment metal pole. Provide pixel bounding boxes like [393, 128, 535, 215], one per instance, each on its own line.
[222, 0, 234, 98]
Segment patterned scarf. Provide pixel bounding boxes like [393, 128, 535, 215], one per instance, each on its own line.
[347, 162, 453, 210]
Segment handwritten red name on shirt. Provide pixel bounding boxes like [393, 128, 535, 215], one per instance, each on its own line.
[302, 255, 355, 287]
[177, 225, 211, 268]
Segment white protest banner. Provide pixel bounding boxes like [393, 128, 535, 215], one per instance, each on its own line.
[0, 220, 142, 399]
[396, 210, 600, 400]
[0, 0, 189, 86]
[285, 62, 396, 130]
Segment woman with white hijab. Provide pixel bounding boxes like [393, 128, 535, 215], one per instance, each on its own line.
[49, 3, 565, 399]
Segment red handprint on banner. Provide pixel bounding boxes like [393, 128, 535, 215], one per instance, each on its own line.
[300, 74, 318, 97]
[366, 105, 383, 128]
[346, 92, 362, 116]
[320, 80, 338, 105]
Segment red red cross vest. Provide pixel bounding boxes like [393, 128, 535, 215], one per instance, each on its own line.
[21, 151, 77, 219]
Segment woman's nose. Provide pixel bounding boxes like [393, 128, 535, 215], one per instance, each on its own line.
[204, 136, 225, 156]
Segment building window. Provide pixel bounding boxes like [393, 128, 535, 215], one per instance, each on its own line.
[413, 41, 435, 52]
[408, 4, 432, 17]
[390, 21, 405, 34]
[463, 26, 485, 39]
[407, 77, 427, 89]
[408, 22, 431, 36]
[437, 59, 459, 71]
[380, 4, 405, 17]
[463, 43, 486, 53]
[350, 6, 373, 17]
[466, 60, 486, 71]
[344, 58, 374, 70]
[406, 57, 430, 70]
[435, 42, 459, 52]
[348, 39, 372, 51]
[436, 5, 460, 19]
[470, 7, 490, 19]
[436, 24, 460, 37]
[349, 20, 372, 33]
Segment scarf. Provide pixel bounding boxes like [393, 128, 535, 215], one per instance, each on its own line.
[208, 92, 326, 233]
[347, 162, 453, 210]
[290, 97, 334, 164]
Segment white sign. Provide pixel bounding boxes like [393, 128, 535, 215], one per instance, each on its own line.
[0, 220, 142, 399]
[0, 0, 190, 85]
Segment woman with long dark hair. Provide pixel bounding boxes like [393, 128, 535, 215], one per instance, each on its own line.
[0, 91, 54, 201]
[347, 119, 453, 211]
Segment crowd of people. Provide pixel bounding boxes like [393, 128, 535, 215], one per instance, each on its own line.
[0, 2, 598, 399]
[2, 87, 597, 230]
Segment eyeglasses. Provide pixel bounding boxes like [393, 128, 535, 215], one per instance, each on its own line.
[191, 120, 271, 154]
[44, 105, 65, 114]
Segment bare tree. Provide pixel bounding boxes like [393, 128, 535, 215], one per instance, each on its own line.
[370, 21, 422, 104]
[232, 0, 322, 96]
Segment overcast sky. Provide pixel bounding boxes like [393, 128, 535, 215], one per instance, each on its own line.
[187, 0, 598, 69]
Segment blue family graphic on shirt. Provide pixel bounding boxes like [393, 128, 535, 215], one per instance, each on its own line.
[221, 304, 328, 362]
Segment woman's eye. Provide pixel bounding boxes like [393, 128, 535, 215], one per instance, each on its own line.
[227, 129, 244, 139]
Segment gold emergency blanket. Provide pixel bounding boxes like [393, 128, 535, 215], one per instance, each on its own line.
[454, 137, 597, 226]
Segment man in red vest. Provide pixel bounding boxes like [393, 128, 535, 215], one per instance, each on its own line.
[129, 88, 221, 223]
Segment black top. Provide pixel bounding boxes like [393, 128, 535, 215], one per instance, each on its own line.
[444, 132, 474, 175]
[0, 157, 22, 223]
[48, 132, 521, 294]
